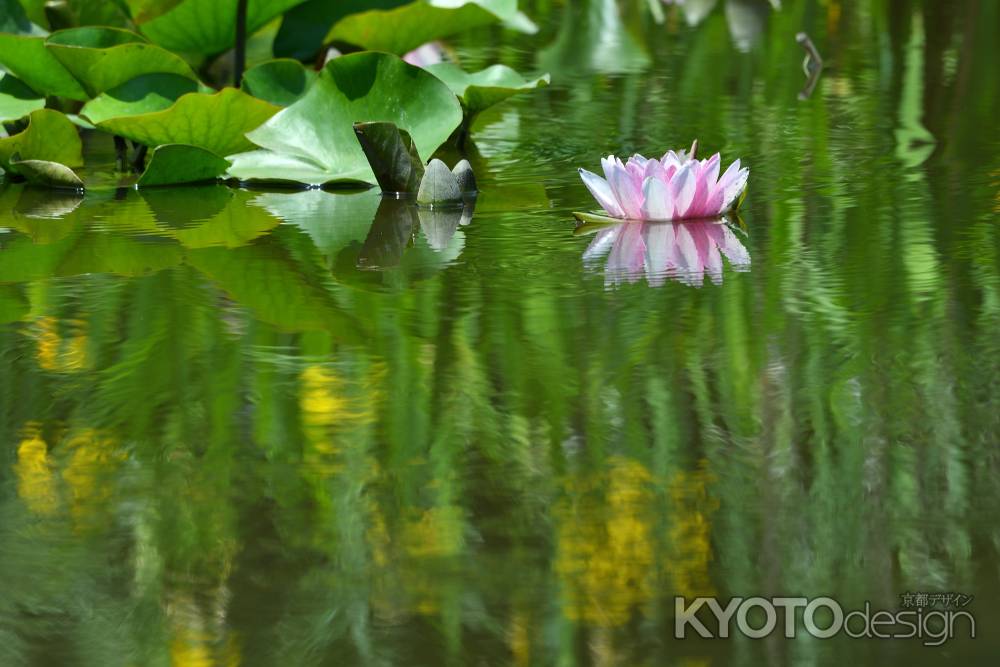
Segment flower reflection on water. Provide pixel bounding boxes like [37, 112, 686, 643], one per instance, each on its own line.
[581, 218, 750, 287]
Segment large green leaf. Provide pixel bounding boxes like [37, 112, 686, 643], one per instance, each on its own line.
[241, 58, 316, 107]
[426, 63, 549, 119]
[0, 109, 83, 172]
[0, 33, 88, 99]
[80, 73, 203, 124]
[228, 52, 462, 185]
[124, 0, 186, 23]
[137, 143, 231, 187]
[324, 0, 537, 55]
[45, 27, 199, 97]
[88, 88, 279, 156]
[138, 0, 306, 56]
[274, 0, 407, 61]
[0, 71, 44, 121]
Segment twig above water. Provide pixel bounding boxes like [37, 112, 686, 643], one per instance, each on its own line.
[796, 32, 824, 100]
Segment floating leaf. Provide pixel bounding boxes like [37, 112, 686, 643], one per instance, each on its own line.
[90, 88, 279, 156]
[11, 159, 84, 189]
[138, 0, 306, 56]
[426, 63, 549, 120]
[80, 73, 202, 123]
[0, 109, 83, 173]
[0, 72, 44, 121]
[417, 158, 462, 204]
[137, 143, 231, 187]
[45, 27, 199, 97]
[229, 52, 461, 186]
[241, 58, 316, 107]
[324, 0, 537, 55]
[353, 121, 424, 194]
[0, 33, 88, 100]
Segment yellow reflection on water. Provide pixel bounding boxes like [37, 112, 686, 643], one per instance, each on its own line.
[34, 316, 90, 372]
[14, 422, 57, 516]
[555, 457, 655, 626]
[665, 463, 718, 599]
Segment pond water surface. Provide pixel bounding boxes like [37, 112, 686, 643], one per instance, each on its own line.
[2, 1, 999, 665]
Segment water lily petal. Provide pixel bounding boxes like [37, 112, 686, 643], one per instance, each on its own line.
[607, 161, 643, 218]
[722, 167, 749, 211]
[640, 177, 672, 220]
[579, 168, 625, 217]
[671, 162, 697, 218]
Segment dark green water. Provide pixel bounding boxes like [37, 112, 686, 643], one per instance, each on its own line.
[2, 1, 999, 665]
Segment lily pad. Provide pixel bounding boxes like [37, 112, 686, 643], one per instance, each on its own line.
[44, 26, 199, 97]
[353, 121, 424, 194]
[80, 72, 203, 123]
[228, 52, 462, 186]
[426, 63, 549, 120]
[10, 159, 85, 189]
[241, 58, 316, 107]
[0, 33, 88, 100]
[138, 0, 306, 56]
[324, 0, 537, 55]
[0, 109, 83, 173]
[137, 143, 232, 187]
[90, 87, 279, 156]
[0, 72, 45, 121]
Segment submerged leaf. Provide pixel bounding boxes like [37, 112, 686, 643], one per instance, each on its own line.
[353, 121, 425, 194]
[137, 144, 231, 187]
[44, 26, 199, 97]
[229, 52, 461, 186]
[325, 0, 537, 55]
[91, 88, 279, 156]
[242, 59, 317, 107]
[426, 63, 549, 119]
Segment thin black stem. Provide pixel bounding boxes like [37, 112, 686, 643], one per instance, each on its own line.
[131, 145, 149, 173]
[234, 0, 249, 87]
[114, 135, 128, 172]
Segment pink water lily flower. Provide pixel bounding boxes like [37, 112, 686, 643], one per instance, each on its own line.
[583, 219, 750, 287]
[579, 141, 749, 221]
